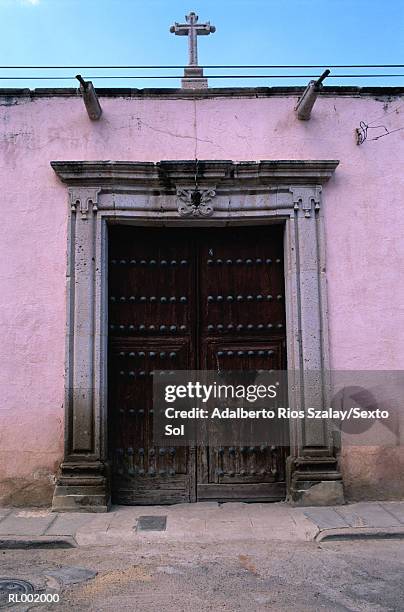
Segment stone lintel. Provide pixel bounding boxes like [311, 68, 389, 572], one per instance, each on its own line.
[51, 160, 339, 189]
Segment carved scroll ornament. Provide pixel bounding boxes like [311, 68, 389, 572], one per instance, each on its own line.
[176, 188, 216, 217]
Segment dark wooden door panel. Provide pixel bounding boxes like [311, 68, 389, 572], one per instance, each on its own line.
[199, 227, 285, 338]
[108, 227, 195, 505]
[200, 339, 289, 492]
[109, 339, 193, 504]
[108, 225, 288, 505]
[109, 227, 195, 340]
[196, 227, 287, 501]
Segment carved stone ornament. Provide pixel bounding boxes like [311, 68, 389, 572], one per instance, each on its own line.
[292, 186, 322, 218]
[68, 187, 100, 220]
[177, 188, 216, 217]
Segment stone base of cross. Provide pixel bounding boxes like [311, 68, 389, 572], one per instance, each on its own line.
[182, 66, 208, 90]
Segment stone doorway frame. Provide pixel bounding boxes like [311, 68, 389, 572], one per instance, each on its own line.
[51, 159, 343, 512]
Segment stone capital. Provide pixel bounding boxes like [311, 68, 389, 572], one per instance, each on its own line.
[68, 187, 100, 219]
[291, 185, 322, 218]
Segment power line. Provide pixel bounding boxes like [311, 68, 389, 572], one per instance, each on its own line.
[0, 74, 403, 81]
[0, 64, 403, 69]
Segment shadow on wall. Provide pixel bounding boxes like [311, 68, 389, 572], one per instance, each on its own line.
[342, 446, 404, 501]
[0, 469, 57, 508]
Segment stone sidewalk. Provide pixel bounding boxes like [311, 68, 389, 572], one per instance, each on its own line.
[303, 500, 404, 541]
[0, 501, 403, 547]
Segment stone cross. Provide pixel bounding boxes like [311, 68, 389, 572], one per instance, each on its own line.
[170, 12, 216, 89]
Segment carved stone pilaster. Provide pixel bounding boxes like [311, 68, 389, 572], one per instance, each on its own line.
[287, 184, 344, 505]
[52, 185, 110, 512]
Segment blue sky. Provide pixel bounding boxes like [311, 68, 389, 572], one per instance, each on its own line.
[0, 0, 403, 88]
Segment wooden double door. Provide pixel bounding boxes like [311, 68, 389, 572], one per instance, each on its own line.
[108, 225, 288, 504]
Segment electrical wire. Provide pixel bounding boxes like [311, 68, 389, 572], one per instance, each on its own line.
[0, 64, 403, 69]
[0, 74, 403, 80]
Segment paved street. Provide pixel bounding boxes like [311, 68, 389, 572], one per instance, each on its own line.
[2, 535, 404, 611]
[1, 502, 404, 610]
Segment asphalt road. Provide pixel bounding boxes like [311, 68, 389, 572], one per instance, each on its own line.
[1, 537, 404, 611]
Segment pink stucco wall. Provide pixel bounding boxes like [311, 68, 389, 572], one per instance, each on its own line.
[1, 90, 403, 504]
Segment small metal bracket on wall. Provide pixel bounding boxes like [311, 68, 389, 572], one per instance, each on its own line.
[294, 69, 330, 121]
[76, 74, 103, 121]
